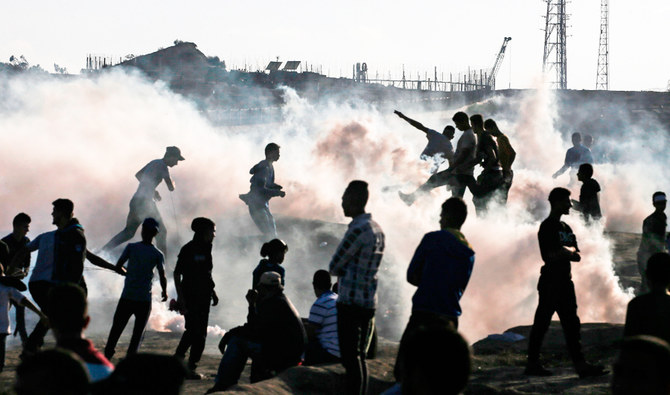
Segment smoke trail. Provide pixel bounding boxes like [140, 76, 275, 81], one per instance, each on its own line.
[0, 69, 666, 345]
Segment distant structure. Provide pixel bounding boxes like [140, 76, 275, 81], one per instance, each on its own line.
[542, 0, 568, 90]
[85, 55, 121, 71]
[354, 62, 368, 83]
[595, 0, 609, 90]
[488, 37, 512, 90]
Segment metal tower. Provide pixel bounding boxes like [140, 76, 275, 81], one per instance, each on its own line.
[542, 0, 568, 89]
[596, 0, 609, 90]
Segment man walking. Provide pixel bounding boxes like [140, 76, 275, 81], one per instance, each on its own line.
[330, 181, 385, 395]
[525, 188, 607, 378]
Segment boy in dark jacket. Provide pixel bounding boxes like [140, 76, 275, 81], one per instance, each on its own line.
[174, 217, 218, 379]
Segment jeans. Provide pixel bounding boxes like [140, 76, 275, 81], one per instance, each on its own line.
[214, 335, 262, 390]
[104, 298, 152, 358]
[175, 300, 210, 368]
[527, 277, 585, 367]
[24, 281, 55, 353]
[248, 202, 277, 238]
[337, 303, 375, 395]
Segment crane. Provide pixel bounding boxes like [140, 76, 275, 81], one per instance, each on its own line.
[488, 37, 512, 90]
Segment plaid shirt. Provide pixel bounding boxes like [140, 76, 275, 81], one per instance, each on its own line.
[329, 213, 385, 309]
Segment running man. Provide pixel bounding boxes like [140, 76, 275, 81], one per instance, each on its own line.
[239, 143, 285, 238]
[102, 146, 184, 256]
[394, 110, 455, 173]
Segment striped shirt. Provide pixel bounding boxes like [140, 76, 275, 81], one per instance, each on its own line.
[329, 213, 385, 309]
[308, 290, 340, 358]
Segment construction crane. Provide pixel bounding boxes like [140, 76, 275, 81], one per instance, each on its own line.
[488, 37, 512, 90]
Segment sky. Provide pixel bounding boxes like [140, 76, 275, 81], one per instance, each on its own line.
[3, 0, 669, 91]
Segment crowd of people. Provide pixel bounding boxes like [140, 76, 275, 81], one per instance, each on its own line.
[0, 108, 667, 395]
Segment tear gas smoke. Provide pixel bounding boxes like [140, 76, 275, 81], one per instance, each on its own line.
[0, 69, 667, 345]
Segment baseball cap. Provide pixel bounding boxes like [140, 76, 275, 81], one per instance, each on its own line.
[165, 146, 185, 161]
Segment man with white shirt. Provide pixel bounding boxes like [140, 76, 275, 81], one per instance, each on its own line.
[102, 146, 184, 256]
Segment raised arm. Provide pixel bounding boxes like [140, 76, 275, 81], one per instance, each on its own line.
[394, 110, 429, 134]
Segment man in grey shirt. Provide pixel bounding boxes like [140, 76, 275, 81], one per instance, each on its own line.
[103, 146, 184, 256]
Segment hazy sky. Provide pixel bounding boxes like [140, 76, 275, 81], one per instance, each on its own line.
[3, 0, 668, 91]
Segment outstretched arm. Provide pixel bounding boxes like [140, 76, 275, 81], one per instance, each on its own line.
[87, 250, 125, 275]
[394, 110, 429, 134]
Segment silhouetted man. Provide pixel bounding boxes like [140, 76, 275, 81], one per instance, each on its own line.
[552, 132, 592, 179]
[174, 217, 218, 379]
[637, 192, 668, 294]
[624, 252, 670, 344]
[102, 146, 184, 256]
[330, 180, 385, 395]
[49, 283, 114, 382]
[612, 335, 670, 395]
[399, 112, 477, 205]
[484, 119, 516, 205]
[239, 143, 285, 238]
[466, 114, 503, 215]
[525, 187, 607, 378]
[1, 213, 31, 343]
[394, 110, 455, 173]
[394, 197, 474, 382]
[22, 199, 87, 356]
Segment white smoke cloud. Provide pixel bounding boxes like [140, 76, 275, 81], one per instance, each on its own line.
[0, 68, 665, 346]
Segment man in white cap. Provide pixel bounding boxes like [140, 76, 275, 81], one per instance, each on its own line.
[637, 191, 668, 294]
[102, 146, 184, 257]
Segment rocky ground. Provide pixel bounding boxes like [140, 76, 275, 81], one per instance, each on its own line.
[0, 232, 641, 394]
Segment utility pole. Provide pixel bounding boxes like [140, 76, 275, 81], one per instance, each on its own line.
[542, 0, 568, 89]
[596, 0, 609, 90]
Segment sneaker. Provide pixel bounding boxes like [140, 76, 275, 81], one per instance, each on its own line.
[524, 362, 552, 376]
[577, 363, 608, 379]
[398, 191, 415, 206]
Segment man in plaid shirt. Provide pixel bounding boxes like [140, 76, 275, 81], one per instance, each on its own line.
[329, 180, 385, 395]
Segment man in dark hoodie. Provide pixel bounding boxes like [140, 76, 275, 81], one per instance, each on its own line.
[206, 271, 306, 393]
[239, 143, 285, 238]
[393, 197, 475, 382]
[174, 217, 218, 379]
[22, 199, 87, 356]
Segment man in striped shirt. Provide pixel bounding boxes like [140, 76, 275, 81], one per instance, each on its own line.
[329, 180, 385, 395]
[304, 270, 340, 365]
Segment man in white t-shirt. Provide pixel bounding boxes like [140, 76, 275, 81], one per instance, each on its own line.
[394, 110, 455, 173]
[304, 270, 340, 365]
[102, 146, 184, 256]
[399, 112, 477, 205]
